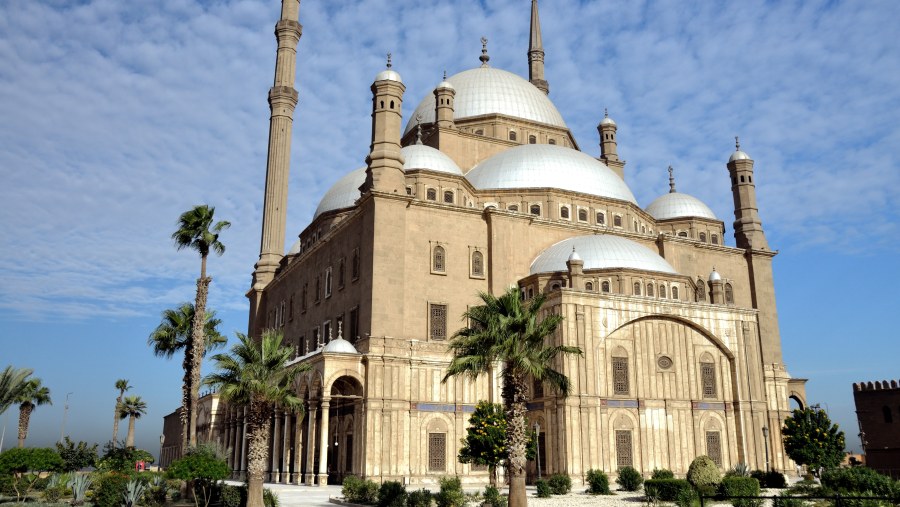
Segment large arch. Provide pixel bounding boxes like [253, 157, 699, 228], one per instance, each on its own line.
[610, 314, 735, 360]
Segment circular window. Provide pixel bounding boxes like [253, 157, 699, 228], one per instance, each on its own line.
[657, 356, 673, 370]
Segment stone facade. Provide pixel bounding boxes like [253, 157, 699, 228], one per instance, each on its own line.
[212, 0, 808, 487]
[853, 380, 900, 479]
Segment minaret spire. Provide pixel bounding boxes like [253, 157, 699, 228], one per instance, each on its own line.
[668, 165, 676, 193]
[528, 0, 549, 94]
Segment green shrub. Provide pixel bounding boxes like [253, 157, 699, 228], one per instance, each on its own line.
[687, 456, 721, 489]
[764, 471, 787, 489]
[719, 476, 761, 507]
[651, 468, 675, 480]
[821, 467, 895, 497]
[645, 479, 693, 502]
[481, 485, 506, 507]
[435, 477, 465, 507]
[586, 469, 611, 495]
[617, 466, 643, 491]
[726, 463, 751, 478]
[547, 474, 571, 495]
[263, 487, 279, 507]
[343, 476, 379, 505]
[750, 470, 767, 486]
[220, 484, 245, 507]
[675, 486, 700, 507]
[92, 472, 131, 507]
[407, 488, 432, 507]
[378, 481, 407, 507]
[535, 480, 551, 498]
[777, 490, 807, 507]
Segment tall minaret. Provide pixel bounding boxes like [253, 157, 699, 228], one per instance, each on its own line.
[360, 54, 406, 195]
[252, 0, 302, 292]
[727, 137, 769, 250]
[528, 0, 549, 94]
[598, 109, 625, 179]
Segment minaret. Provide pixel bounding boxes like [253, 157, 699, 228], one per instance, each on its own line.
[360, 54, 406, 195]
[598, 109, 625, 179]
[528, 0, 549, 94]
[252, 0, 302, 291]
[668, 165, 676, 193]
[727, 137, 769, 250]
[434, 71, 456, 129]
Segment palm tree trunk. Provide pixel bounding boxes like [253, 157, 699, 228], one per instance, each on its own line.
[246, 398, 271, 507]
[126, 415, 136, 448]
[502, 369, 529, 507]
[112, 394, 123, 447]
[189, 275, 211, 448]
[17, 404, 32, 448]
[181, 345, 192, 455]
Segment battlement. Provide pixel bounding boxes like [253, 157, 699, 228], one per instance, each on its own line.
[854, 379, 900, 392]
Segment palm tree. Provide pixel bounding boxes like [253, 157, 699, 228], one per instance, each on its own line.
[111, 379, 131, 448]
[204, 331, 310, 507]
[443, 287, 582, 507]
[0, 366, 33, 415]
[148, 302, 226, 452]
[119, 395, 148, 448]
[172, 204, 230, 450]
[16, 378, 51, 448]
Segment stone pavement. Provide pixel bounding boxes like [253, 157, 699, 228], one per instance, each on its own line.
[224, 481, 343, 507]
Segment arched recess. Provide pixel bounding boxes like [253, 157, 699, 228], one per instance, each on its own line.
[609, 411, 640, 471]
[326, 374, 364, 483]
[788, 392, 805, 410]
[698, 411, 728, 468]
[325, 369, 366, 397]
[420, 413, 454, 475]
[609, 315, 735, 361]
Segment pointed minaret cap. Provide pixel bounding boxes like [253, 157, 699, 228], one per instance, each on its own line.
[599, 108, 616, 126]
[729, 135, 750, 162]
[479, 37, 491, 67]
[436, 70, 455, 91]
[375, 52, 403, 83]
[668, 165, 676, 193]
[568, 246, 582, 262]
[709, 267, 722, 282]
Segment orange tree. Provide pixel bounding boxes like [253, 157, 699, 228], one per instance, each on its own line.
[782, 406, 845, 475]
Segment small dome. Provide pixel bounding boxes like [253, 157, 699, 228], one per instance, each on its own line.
[287, 238, 302, 255]
[466, 144, 637, 204]
[375, 69, 403, 83]
[729, 150, 750, 162]
[599, 116, 616, 127]
[646, 192, 718, 221]
[436, 80, 455, 91]
[401, 145, 463, 175]
[709, 268, 722, 281]
[323, 336, 359, 354]
[405, 67, 567, 135]
[313, 167, 366, 219]
[568, 248, 582, 262]
[531, 235, 677, 275]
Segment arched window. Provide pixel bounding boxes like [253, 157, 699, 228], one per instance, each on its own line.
[578, 209, 588, 221]
[406, 186, 412, 195]
[475, 129, 484, 136]
[601, 280, 611, 293]
[471, 251, 484, 277]
[659, 285, 666, 298]
[614, 215, 623, 227]
[527, 287, 534, 299]
[432, 246, 445, 272]
[559, 206, 570, 219]
[596, 212, 606, 225]
[548, 139, 556, 145]
[508, 204, 519, 212]
[508, 131, 517, 141]
[633, 282, 641, 295]
[634, 220, 638, 231]
[642, 225, 646, 233]
[672, 286, 679, 300]
[528, 135, 537, 144]
[443, 190, 454, 204]
[699, 232, 707, 242]
[711, 234, 719, 245]
[551, 283, 560, 290]
[426, 188, 437, 201]
[647, 283, 654, 297]
[585, 281, 594, 291]
[530, 204, 541, 216]
[696, 279, 706, 302]
[678, 231, 688, 237]
[725, 283, 734, 304]
[701, 360, 717, 398]
[741, 175, 745, 182]
[884, 406, 893, 423]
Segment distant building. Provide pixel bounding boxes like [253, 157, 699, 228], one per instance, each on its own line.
[160, 392, 223, 468]
[853, 380, 900, 479]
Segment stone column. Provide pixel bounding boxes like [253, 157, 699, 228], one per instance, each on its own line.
[282, 411, 291, 482]
[271, 409, 282, 482]
[292, 412, 304, 484]
[317, 399, 331, 486]
[305, 402, 318, 485]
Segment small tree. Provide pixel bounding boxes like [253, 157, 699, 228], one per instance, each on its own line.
[782, 406, 845, 475]
[0, 447, 63, 501]
[55, 437, 98, 471]
[458, 401, 506, 486]
[167, 445, 230, 507]
[96, 443, 154, 473]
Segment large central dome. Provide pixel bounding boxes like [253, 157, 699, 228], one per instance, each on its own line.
[404, 67, 568, 135]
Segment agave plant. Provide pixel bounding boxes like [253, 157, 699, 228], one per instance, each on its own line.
[123, 479, 147, 507]
[68, 474, 93, 506]
[728, 462, 751, 477]
[47, 472, 70, 489]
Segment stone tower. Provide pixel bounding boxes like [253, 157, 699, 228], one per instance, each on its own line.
[598, 109, 625, 179]
[727, 137, 769, 250]
[528, 0, 549, 94]
[433, 73, 456, 129]
[250, 0, 302, 332]
[360, 56, 406, 195]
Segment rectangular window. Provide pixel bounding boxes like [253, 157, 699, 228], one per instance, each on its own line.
[701, 362, 717, 398]
[612, 357, 629, 395]
[338, 258, 345, 289]
[429, 303, 447, 341]
[323, 320, 332, 344]
[325, 267, 333, 298]
[311, 327, 320, 351]
[315, 275, 321, 302]
[428, 433, 446, 472]
[706, 431, 722, 467]
[349, 307, 359, 343]
[352, 248, 360, 280]
[298, 335, 305, 355]
[615, 430, 633, 468]
[302, 283, 308, 312]
[289, 294, 294, 321]
[279, 301, 285, 327]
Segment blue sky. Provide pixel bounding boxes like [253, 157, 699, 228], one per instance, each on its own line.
[1, 0, 898, 457]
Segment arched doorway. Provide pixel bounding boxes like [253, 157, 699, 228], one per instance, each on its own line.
[328, 375, 363, 484]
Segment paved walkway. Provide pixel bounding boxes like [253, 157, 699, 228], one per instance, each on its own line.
[224, 481, 343, 507]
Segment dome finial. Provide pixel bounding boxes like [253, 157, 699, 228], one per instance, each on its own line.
[337, 320, 343, 340]
[415, 113, 424, 145]
[735, 136, 740, 151]
[668, 165, 676, 193]
[443, 70, 447, 80]
[386, 52, 392, 69]
[604, 108, 609, 118]
[480, 36, 490, 67]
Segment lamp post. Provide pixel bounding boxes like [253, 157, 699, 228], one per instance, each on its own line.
[59, 392, 73, 442]
[159, 434, 165, 470]
[762, 426, 770, 472]
[534, 422, 541, 480]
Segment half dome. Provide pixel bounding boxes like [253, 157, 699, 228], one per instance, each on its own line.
[466, 144, 637, 204]
[530, 235, 677, 275]
[404, 67, 567, 135]
[312, 167, 366, 220]
[645, 192, 717, 221]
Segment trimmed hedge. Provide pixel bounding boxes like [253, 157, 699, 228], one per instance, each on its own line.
[547, 474, 571, 495]
[645, 478, 693, 502]
[586, 469, 611, 495]
[377, 481, 407, 507]
[535, 479, 551, 498]
[687, 456, 721, 489]
[617, 466, 643, 491]
[719, 476, 761, 507]
[651, 468, 675, 480]
[821, 467, 896, 497]
[342, 476, 379, 505]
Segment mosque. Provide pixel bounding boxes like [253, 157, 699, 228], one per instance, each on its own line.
[213, 0, 809, 486]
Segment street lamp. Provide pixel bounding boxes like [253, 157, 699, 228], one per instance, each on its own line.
[59, 392, 73, 442]
[159, 435, 165, 470]
[761, 426, 770, 472]
[534, 422, 541, 480]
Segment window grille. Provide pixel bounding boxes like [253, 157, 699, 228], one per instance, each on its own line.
[615, 430, 633, 468]
[345, 435, 353, 472]
[311, 328, 320, 350]
[602, 281, 611, 293]
[433, 246, 445, 272]
[472, 251, 484, 276]
[430, 304, 447, 341]
[323, 320, 331, 343]
[700, 232, 707, 242]
[426, 188, 437, 201]
[678, 231, 688, 237]
[530, 204, 541, 216]
[725, 283, 734, 304]
[578, 209, 588, 221]
[406, 186, 412, 195]
[659, 285, 666, 298]
[508, 131, 517, 141]
[633, 282, 641, 295]
[614, 215, 622, 227]
[672, 286, 679, 300]
[712, 234, 719, 245]
[289, 295, 294, 321]
[443, 190, 454, 204]
[302, 284, 308, 311]
[560, 206, 570, 219]
[597, 212, 605, 225]
[612, 357, 629, 395]
[706, 431, 722, 467]
[647, 283, 654, 297]
[338, 259, 345, 288]
[585, 281, 594, 291]
[701, 361, 717, 398]
[533, 377, 544, 398]
[315, 276, 321, 301]
[529, 135, 536, 144]
[324, 268, 333, 297]
[428, 433, 446, 471]
[696, 280, 706, 302]
[548, 139, 556, 145]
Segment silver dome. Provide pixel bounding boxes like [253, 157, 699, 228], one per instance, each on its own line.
[323, 336, 359, 354]
[466, 144, 637, 204]
[436, 80, 455, 91]
[599, 116, 616, 127]
[401, 145, 462, 175]
[312, 166, 366, 219]
[568, 248, 582, 262]
[531, 235, 677, 275]
[729, 150, 750, 162]
[287, 238, 302, 255]
[709, 268, 722, 281]
[645, 192, 718, 221]
[404, 67, 567, 135]
[375, 69, 402, 83]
